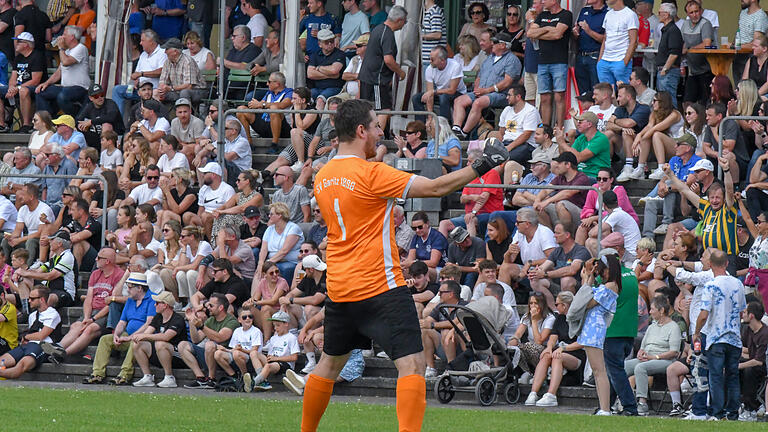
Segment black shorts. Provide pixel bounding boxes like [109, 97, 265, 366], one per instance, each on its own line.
[273, 361, 292, 375]
[360, 82, 393, 111]
[81, 246, 98, 272]
[250, 116, 291, 140]
[49, 288, 74, 308]
[323, 286, 423, 360]
[8, 343, 47, 368]
[0, 336, 11, 355]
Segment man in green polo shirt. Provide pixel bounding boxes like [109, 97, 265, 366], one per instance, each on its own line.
[554, 111, 611, 179]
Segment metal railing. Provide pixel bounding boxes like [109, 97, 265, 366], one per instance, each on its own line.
[718, 115, 768, 178]
[462, 183, 606, 256]
[1, 173, 108, 248]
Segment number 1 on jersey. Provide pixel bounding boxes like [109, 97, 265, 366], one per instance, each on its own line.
[334, 198, 347, 241]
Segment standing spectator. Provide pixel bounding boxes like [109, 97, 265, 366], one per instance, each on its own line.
[555, 112, 610, 180]
[66, 0, 94, 49]
[112, 30, 168, 117]
[734, 0, 768, 82]
[299, 0, 341, 59]
[459, 2, 492, 41]
[0, 0, 15, 64]
[495, 84, 541, 163]
[522, 0, 542, 105]
[420, 0, 446, 65]
[499, 5, 525, 61]
[681, 1, 714, 106]
[574, 0, 608, 93]
[147, 0, 185, 42]
[527, 0, 572, 127]
[307, 29, 346, 102]
[411, 46, 466, 124]
[154, 38, 206, 106]
[362, 0, 385, 29]
[14, 0, 50, 54]
[339, 0, 369, 58]
[597, 0, 638, 86]
[743, 34, 768, 95]
[358, 6, 407, 131]
[656, 2, 683, 108]
[738, 301, 768, 421]
[35, 26, 90, 116]
[693, 249, 747, 420]
[241, 0, 267, 48]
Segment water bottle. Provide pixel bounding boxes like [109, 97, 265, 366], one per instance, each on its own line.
[735, 30, 741, 50]
[510, 170, 520, 184]
[0, 359, 5, 369]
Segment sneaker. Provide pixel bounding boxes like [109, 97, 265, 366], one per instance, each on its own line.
[739, 410, 757, 422]
[283, 370, 305, 396]
[594, 410, 611, 416]
[376, 351, 390, 359]
[583, 375, 595, 388]
[0, 124, 10, 133]
[424, 366, 438, 378]
[683, 413, 708, 421]
[17, 125, 33, 134]
[242, 372, 253, 393]
[520, 372, 532, 385]
[132, 374, 156, 387]
[157, 375, 177, 388]
[669, 402, 686, 416]
[617, 166, 643, 182]
[452, 126, 467, 140]
[290, 160, 304, 173]
[757, 404, 765, 417]
[300, 362, 316, 375]
[637, 401, 649, 416]
[653, 224, 669, 235]
[611, 399, 623, 414]
[524, 391, 538, 406]
[536, 393, 558, 407]
[649, 166, 665, 180]
[41, 342, 66, 363]
[184, 377, 214, 389]
[267, 144, 280, 154]
[361, 349, 374, 357]
[254, 381, 272, 391]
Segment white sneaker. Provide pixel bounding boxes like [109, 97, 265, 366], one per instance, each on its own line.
[683, 413, 708, 421]
[361, 349, 374, 357]
[653, 224, 669, 235]
[616, 166, 635, 182]
[739, 410, 757, 422]
[132, 374, 155, 387]
[300, 362, 316, 374]
[376, 351, 390, 359]
[157, 375, 177, 388]
[290, 160, 304, 173]
[594, 410, 611, 416]
[649, 166, 665, 180]
[524, 391, 538, 406]
[757, 404, 766, 417]
[283, 369, 305, 396]
[535, 392, 558, 407]
[425, 366, 438, 378]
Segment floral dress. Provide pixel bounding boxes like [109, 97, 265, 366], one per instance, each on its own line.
[749, 235, 768, 269]
[211, 190, 261, 243]
[577, 284, 618, 349]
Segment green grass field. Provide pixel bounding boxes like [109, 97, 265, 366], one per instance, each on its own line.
[0, 386, 755, 431]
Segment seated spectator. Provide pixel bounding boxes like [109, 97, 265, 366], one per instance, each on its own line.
[624, 296, 681, 415]
[451, 32, 521, 140]
[530, 222, 591, 299]
[154, 38, 206, 106]
[121, 164, 163, 213]
[129, 99, 171, 154]
[485, 217, 512, 265]
[0, 286, 60, 379]
[221, 25, 261, 85]
[471, 259, 516, 309]
[533, 152, 592, 228]
[444, 226, 485, 288]
[577, 167, 639, 243]
[510, 292, 555, 379]
[307, 29, 346, 102]
[196, 162, 235, 238]
[118, 136, 156, 194]
[41, 247, 124, 360]
[82, 273, 155, 385]
[421, 280, 467, 377]
[240, 205, 266, 261]
[584, 191, 641, 263]
[172, 225, 211, 307]
[554, 112, 610, 180]
[245, 310, 299, 391]
[701, 102, 748, 183]
[495, 84, 541, 165]
[338, 34, 367, 99]
[125, 221, 163, 268]
[69, 147, 101, 201]
[237, 72, 293, 155]
[585, 83, 617, 133]
[35, 26, 90, 116]
[248, 261, 289, 340]
[605, 85, 651, 172]
[98, 131, 124, 171]
[525, 291, 586, 407]
[502, 207, 556, 303]
[412, 46, 466, 123]
[2, 184, 54, 265]
[129, 291, 187, 388]
[453, 34, 485, 73]
[403, 211, 447, 275]
[157, 168, 198, 228]
[178, 293, 238, 389]
[182, 31, 215, 71]
[738, 301, 768, 421]
[0, 32, 47, 134]
[27, 112, 57, 158]
[169, 98, 205, 163]
[270, 97, 338, 175]
[105, 205, 135, 252]
[510, 153, 555, 208]
[305, 202, 327, 253]
[632, 237, 657, 292]
[111, 29, 168, 117]
[249, 30, 283, 78]
[425, 116, 462, 173]
[213, 305, 264, 391]
[40, 143, 78, 213]
[211, 169, 262, 237]
[156, 135, 189, 177]
[76, 84, 125, 149]
[126, 82, 155, 126]
[152, 220, 183, 294]
[682, 102, 707, 157]
[394, 120, 428, 159]
[63, 198, 101, 272]
[191, 258, 249, 311]
[210, 118, 253, 174]
[271, 166, 311, 224]
[649, 231, 700, 299]
[255, 202, 303, 282]
[0, 289, 17, 355]
[201, 225, 257, 286]
[393, 205, 413, 261]
[2, 147, 42, 196]
[2, 250, 30, 314]
[407, 261, 439, 318]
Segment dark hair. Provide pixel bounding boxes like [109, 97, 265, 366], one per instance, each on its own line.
[677, 232, 698, 255]
[747, 301, 765, 320]
[632, 67, 650, 86]
[409, 260, 429, 277]
[557, 221, 574, 238]
[334, 99, 374, 142]
[706, 102, 727, 118]
[302, 240, 319, 252]
[210, 292, 230, 311]
[146, 164, 160, 174]
[73, 198, 90, 213]
[411, 211, 430, 224]
[651, 295, 672, 315]
[603, 190, 618, 208]
[598, 167, 615, 180]
[655, 285, 680, 309]
[137, 203, 157, 223]
[683, 102, 706, 135]
[441, 280, 462, 298]
[618, 84, 636, 99]
[510, 83, 526, 99]
[594, 254, 623, 293]
[477, 259, 497, 271]
[101, 130, 118, 145]
[34, 286, 51, 302]
[528, 291, 551, 318]
[468, 1, 489, 20]
[710, 76, 734, 104]
[293, 87, 312, 103]
[162, 135, 181, 151]
[485, 282, 504, 301]
[486, 218, 509, 242]
[328, 129, 338, 141]
[539, 123, 553, 138]
[405, 120, 427, 140]
[119, 205, 136, 226]
[239, 169, 260, 190]
[212, 257, 234, 275]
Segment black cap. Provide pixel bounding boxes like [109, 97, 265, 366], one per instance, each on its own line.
[142, 99, 164, 114]
[244, 206, 260, 218]
[162, 38, 183, 50]
[88, 83, 104, 96]
[737, 217, 746, 228]
[491, 32, 512, 44]
[48, 229, 70, 242]
[553, 151, 578, 167]
[576, 91, 593, 102]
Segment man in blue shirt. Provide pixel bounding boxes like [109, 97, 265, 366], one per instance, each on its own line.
[574, 0, 607, 93]
[299, 0, 341, 59]
[49, 115, 87, 161]
[403, 211, 447, 276]
[84, 272, 155, 385]
[641, 133, 701, 238]
[40, 143, 77, 214]
[307, 29, 347, 102]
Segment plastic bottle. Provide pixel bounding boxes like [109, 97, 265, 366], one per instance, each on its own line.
[510, 170, 520, 184]
[0, 359, 5, 369]
[693, 339, 702, 355]
[735, 30, 741, 50]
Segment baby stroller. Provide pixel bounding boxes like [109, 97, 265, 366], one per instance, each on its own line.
[433, 304, 521, 406]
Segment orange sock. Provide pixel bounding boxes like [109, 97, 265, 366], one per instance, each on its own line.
[301, 374, 335, 432]
[396, 374, 427, 432]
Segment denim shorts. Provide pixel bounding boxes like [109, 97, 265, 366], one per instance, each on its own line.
[537, 63, 568, 93]
[468, 91, 508, 108]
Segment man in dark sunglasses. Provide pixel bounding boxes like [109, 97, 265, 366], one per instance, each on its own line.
[190, 258, 250, 311]
[120, 164, 163, 214]
[62, 197, 102, 272]
[419, 280, 466, 378]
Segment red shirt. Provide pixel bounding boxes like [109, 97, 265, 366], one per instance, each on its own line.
[638, 15, 650, 47]
[88, 267, 126, 311]
[462, 169, 503, 214]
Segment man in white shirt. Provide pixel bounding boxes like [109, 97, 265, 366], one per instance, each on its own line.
[587, 82, 617, 132]
[112, 29, 167, 116]
[129, 99, 171, 153]
[214, 119, 252, 172]
[35, 25, 91, 117]
[596, 0, 638, 86]
[2, 183, 54, 265]
[586, 191, 641, 264]
[156, 134, 189, 177]
[411, 46, 466, 124]
[197, 162, 235, 238]
[502, 207, 556, 294]
[122, 165, 164, 212]
[0, 194, 17, 234]
[242, 0, 268, 48]
[494, 84, 541, 163]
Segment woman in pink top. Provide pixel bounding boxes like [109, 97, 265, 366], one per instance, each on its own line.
[249, 261, 290, 340]
[576, 168, 639, 244]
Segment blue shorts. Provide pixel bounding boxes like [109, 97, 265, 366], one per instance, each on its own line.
[468, 91, 508, 108]
[596, 59, 632, 85]
[8, 343, 47, 365]
[680, 218, 699, 231]
[537, 63, 568, 93]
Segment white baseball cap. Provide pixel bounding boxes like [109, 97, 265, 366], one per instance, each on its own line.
[302, 254, 327, 271]
[13, 32, 34, 43]
[199, 162, 223, 176]
[690, 159, 714, 172]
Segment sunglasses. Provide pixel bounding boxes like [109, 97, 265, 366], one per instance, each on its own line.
[212, 268, 225, 273]
[438, 290, 452, 294]
[147, 176, 159, 180]
[470, 10, 483, 15]
[596, 177, 611, 182]
[405, 130, 418, 135]
[28, 296, 41, 300]
[267, 271, 280, 275]
[162, 228, 171, 233]
[507, 12, 519, 16]
[313, 209, 322, 213]
[411, 224, 424, 231]
[240, 315, 253, 319]
[685, 111, 695, 115]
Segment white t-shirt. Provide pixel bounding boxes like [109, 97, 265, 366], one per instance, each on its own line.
[588, 104, 617, 132]
[185, 241, 213, 261]
[512, 224, 557, 263]
[428, 284, 472, 304]
[17, 202, 54, 235]
[343, 55, 363, 97]
[229, 325, 263, 350]
[157, 152, 189, 173]
[140, 117, 171, 135]
[631, 256, 656, 274]
[424, 58, 467, 94]
[0, 194, 17, 232]
[471, 280, 516, 308]
[138, 238, 163, 268]
[136, 46, 168, 88]
[264, 331, 301, 368]
[498, 102, 541, 146]
[222, 136, 252, 171]
[61, 43, 91, 89]
[128, 184, 164, 212]
[183, 47, 213, 71]
[605, 208, 641, 258]
[602, 7, 639, 62]
[247, 13, 269, 47]
[198, 182, 235, 213]
[28, 307, 61, 344]
[100, 148, 124, 170]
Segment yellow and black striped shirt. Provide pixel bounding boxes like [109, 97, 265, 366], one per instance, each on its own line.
[698, 198, 738, 255]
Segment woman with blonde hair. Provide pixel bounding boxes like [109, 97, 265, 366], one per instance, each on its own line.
[254, 202, 304, 282]
[453, 34, 484, 73]
[157, 167, 200, 228]
[182, 30, 215, 71]
[153, 220, 184, 298]
[174, 225, 213, 308]
[119, 135, 155, 193]
[426, 116, 462, 173]
[211, 169, 264, 240]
